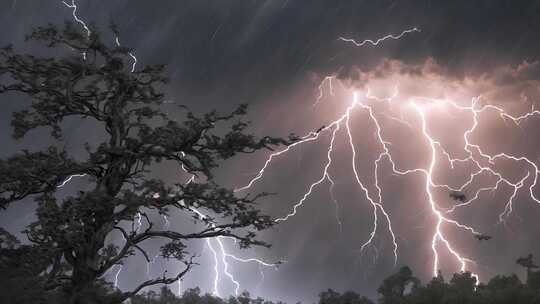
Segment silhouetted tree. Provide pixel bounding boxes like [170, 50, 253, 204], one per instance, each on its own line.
[517, 254, 539, 276]
[377, 266, 419, 304]
[517, 254, 540, 291]
[476, 274, 530, 304]
[132, 286, 290, 304]
[407, 271, 447, 304]
[442, 272, 478, 303]
[341, 291, 373, 304]
[319, 289, 373, 304]
[392, 265, 540, 304]
[118, 261, 540, 304]
[0, 22, 294, 303]
[0, 228, 54, 303]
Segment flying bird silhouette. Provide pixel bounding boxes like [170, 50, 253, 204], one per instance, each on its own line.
[449, 191, 467, 202]
[516, 254, 539, 269]
[474, 234, 492, 241]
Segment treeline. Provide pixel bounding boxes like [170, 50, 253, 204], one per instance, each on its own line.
[3, 243, 540, 304]
[130, 265, 540, 304]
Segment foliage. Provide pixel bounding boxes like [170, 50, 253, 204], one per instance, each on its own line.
[131, 287, 286, 304]
[128, 264, 540, 304]
[319, 289, 374, 304]
[0, 21, 294, 303]
[106, 260, 540, 304]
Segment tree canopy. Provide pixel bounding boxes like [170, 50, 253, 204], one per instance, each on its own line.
[91, 262, 540, 304]
[127, 260, 540, 304]
[0, 22, 294, 303]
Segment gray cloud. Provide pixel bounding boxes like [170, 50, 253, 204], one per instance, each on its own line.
[2, 1, 540, 303]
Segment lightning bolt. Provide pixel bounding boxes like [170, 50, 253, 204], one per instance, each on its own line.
[338, 27, 420, 47]
[275, 121, 341, 223]
[54, 0, 278, 298]
[188, 206, 280, 297]
[114, 36, 138, 73]
[162, 215, 171, 228]
[313, 76, 335, 107]
[114, 264, 123, 288]
[61, 0, 90, 37]
[234, 132, 325, 192]
[177, 152, 280, 297]
[57, 173, 87, 188]
[239, 84, 540, 281]
[235, 29, 420, 270]
[408, 97, 540, 226]
[51, 3, 540, 294]
[353, 94, 398, 264]
[327, 174, 343, 233]
[55, 0, 94, 197]
[145, 253, 160, 279]
[61, 0, 90, 60]
[235, 27, 540, 284]
[59, 1, 151, 290]
[411, 104, 479, 278]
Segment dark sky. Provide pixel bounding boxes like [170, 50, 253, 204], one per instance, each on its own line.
[2, 1, 540, 303]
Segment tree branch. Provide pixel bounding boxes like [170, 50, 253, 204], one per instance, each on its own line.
[117, 256, 196, 302]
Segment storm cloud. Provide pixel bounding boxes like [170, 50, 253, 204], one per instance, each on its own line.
[2, 1, 540, 303]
